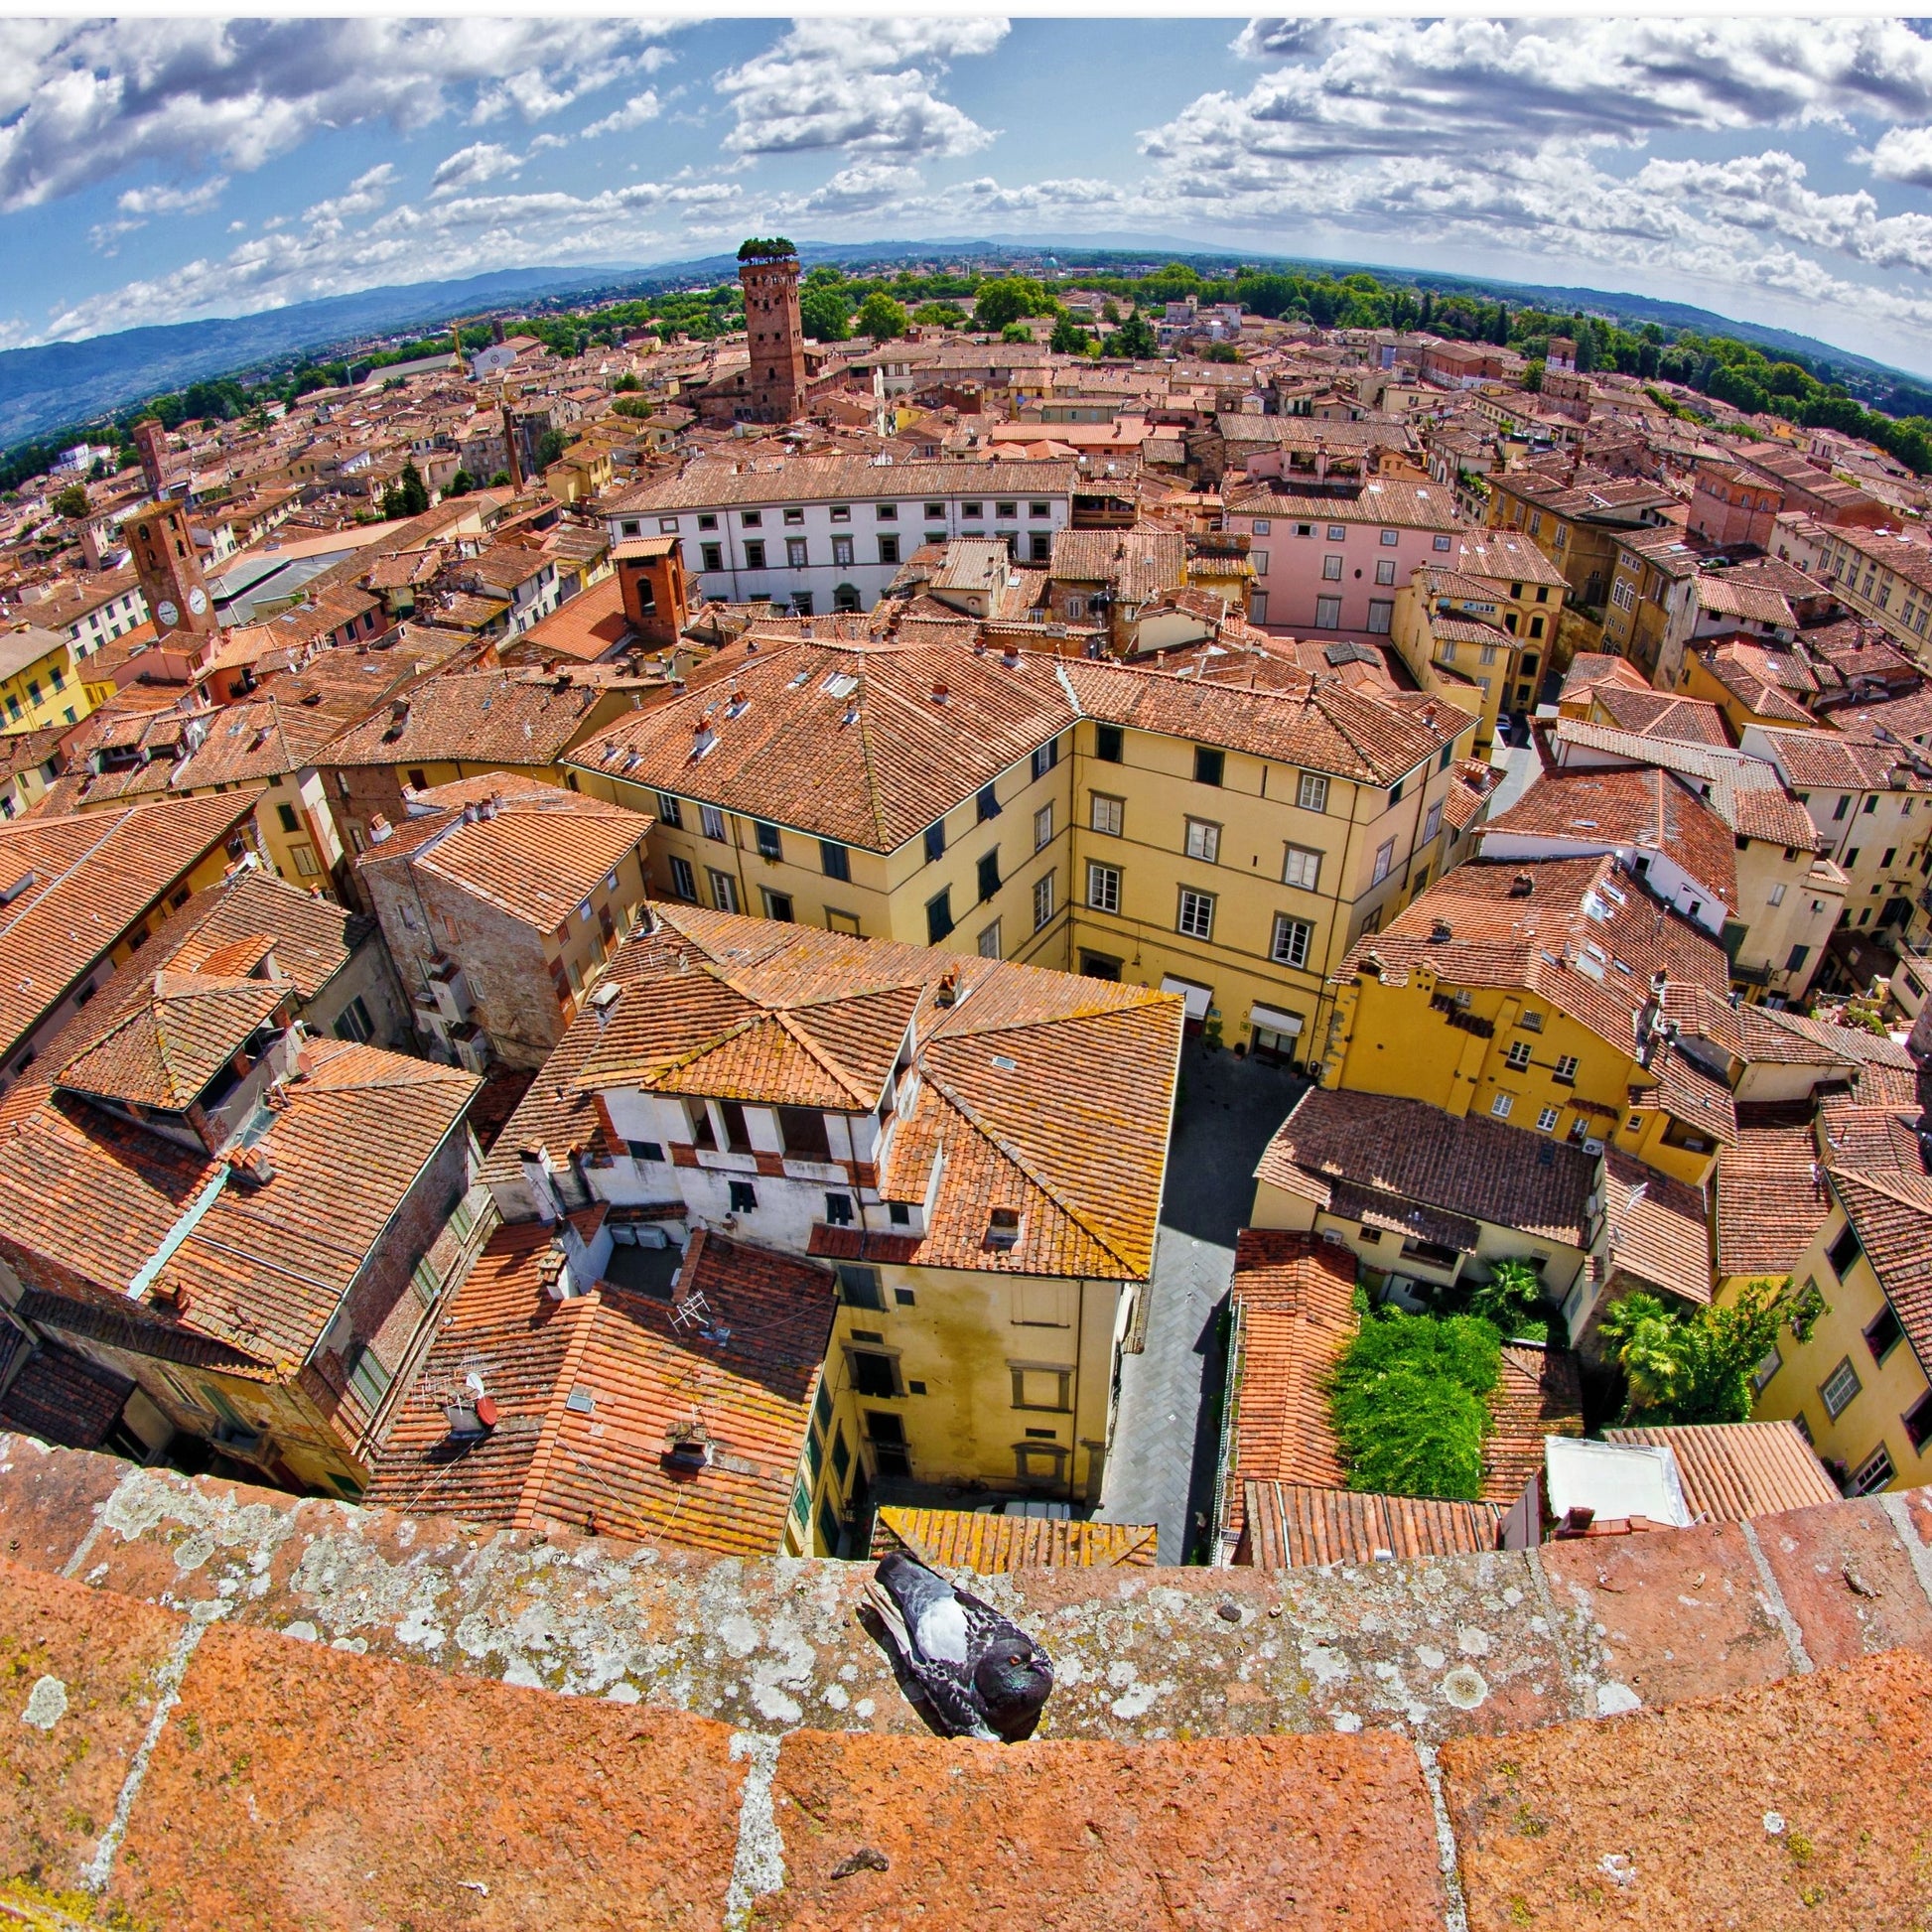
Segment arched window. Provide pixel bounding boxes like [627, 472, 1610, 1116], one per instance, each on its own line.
[833, 583, 861, 613]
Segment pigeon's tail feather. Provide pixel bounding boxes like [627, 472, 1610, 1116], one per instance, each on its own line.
[864, 1576, 913, 1661]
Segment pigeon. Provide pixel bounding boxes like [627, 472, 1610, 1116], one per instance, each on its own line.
[865, 1552, 1054, 1742]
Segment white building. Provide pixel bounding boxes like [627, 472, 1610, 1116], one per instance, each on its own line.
[605, 458, 1077, 615]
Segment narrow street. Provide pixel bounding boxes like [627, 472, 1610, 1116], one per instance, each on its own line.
[1095, 1039, 1304, 1562]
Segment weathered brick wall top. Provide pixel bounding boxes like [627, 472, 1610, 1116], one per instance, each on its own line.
[4, 1433, 1932, 1927]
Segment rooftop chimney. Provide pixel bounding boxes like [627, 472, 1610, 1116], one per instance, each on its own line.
[930, 680, 949, 705]
[934, 968, 959, 1008]
[1508, 871, 1534, 898]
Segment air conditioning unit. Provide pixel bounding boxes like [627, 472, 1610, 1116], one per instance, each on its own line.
[1583, 1137, 1605, 1157]
[449, 1022, 489, 1076]
[426, 955, 474, 1022]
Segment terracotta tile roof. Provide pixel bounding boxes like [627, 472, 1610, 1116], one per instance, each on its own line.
[0, 1338, 133, 1449]
[56, 969, 290, 1111]
[1048, 529, 1187, 605]
[1483, 1343, 1585, 1504]
[154, 869, 369, 1001]
[1223, 1230, 1359, 1531]
[1818, 1094, 1923, 1172]
[1560, 652, 1652, 705]
[1224, 478, 1460, 529]
[319, 670, 612, 770]
[0, 1030, 478, 1369]
[610, 457, 1077, 513]
[568, 637, 1077, 854]
[871, 1506, 1158, 1571]
[507, 577, 637, 663]
[1830, 1168, 1932, 1358]
[367, 1224, 834, 1558]
[1757, 724, 1932, 795]
[1604, 1421, 1840, 1521]
[1698, 643, 1818, 726]
[1602, 1147, 1714, 1307]
[1454, 528, 1569, 589]
[1695, 574, 1796, 628]
[1257, 1086, 1595, 1249]
[1590, 684, 1733, 747]
[502, 906, 1183, 1284]
[1340, 855, 1738, 1147]
[1482, 764, 1738, 906]
[1239, 1480, 1502, 1569]
[358, 783, 650, 935]
[0, 792, 260, 1066]
[1060, 655, 1472, 785]
[1716, 1109, 1830, 1279]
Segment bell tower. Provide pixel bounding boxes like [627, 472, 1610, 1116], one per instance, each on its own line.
[129, 500, 217, 639]
[737, 237, 806, 424]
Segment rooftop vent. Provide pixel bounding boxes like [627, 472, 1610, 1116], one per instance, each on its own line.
[934, 968, 959, 1008]
[1508, 871, 1535, 897]
[986, 1204, 1022, 1250]
[1430, 919, 1453, 942]
[664, 1420, 712, 1473]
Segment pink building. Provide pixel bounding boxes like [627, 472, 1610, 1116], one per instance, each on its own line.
[1688, 462, 1782, 549]
[1223, 480, 1464, 633]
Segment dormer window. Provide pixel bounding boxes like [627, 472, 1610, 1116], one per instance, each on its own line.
[987, 1205, 1022, 1250]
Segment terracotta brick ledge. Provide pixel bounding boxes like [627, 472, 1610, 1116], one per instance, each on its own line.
[3, 1439, 1932, 1925]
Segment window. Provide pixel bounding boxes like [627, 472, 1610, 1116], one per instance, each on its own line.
[276, 801, 300, 835]
[872, 504, 893, 521]
[924, 820, 946, 864]
[1863, 1305, 1904, 1363]
[832, 535, 854, 567]
[878, 535, 899, 566]
[977, 919, 1003, 959]
[1905, 1389, 1932, 1452]
[668, 855, 697, 900]
[1554, 1054, 1580, 1084]
[1367, 600, 1394, 633]
[1820, 1356, 1862, 1420]
[728, 1179, 758, 1215]
[1282, 845, 1320, 891]
[996, 501, 1017, 520]
[924, 502, 945, 519]
[1090, 793, 1123, 836]
[655, 791, 683, 830]
[1371, 839, 1395, 886]
[1315, 596, 1342, 628]
[977, 782, 1001, 821]
[701, 543, 724, 573]
[1087, 863, 1121, 914]
[1852, 1444, 1895, 1494]
[1252, 518, 1272, 535]
[926, 888, 953, 942]
[1828, 1222, 1863, 1280]
[346, 1342, 392, 1413]
[1031, 738, 1059, 782]
[1033, 871, 1054, 930]
[977, 849, 1001, 901]
[700, 803, 728, 842]
[1270, 915, 1312, 967]
[333, 996, 375, 1044]
[786, 537, 808, 569]
[1193, 746, 1224, 786]
[1506, 1039, 1532, 1069]
[741, 511, 763, 528]
[864, 1408, 909, 1474]
[1034, 803, 1053, 852]
[1030, 533, 1050, 563]
[744, 540, 766, 570]
[760, 888, 793, 921]
[1185, 818, 1220, 863]
[1095, 724, 1124, 763]
[1753, 1345, 1783, 1394]
[755, 820, 782, 861]
[1011, 1366, 1073, 1413]
[1375, 559, 1397, 587]
[1490, 1092, 1514, 1118]
[708, 868, 740, 913]
[838, 1264, 885, 1310]
[820, 840, 850, 882]
[1176, 888, 1214, 940]
[824, 1191, 854, 1226]
[1786, 943, 1810, 973]
[1536, 1105, 1561, 1131]
[1298, 771, 1329, 813]
[1422, 800, 1444, 844]
[850, 1351, 901, 1400]
[962, 502, 983, 520]
[1321, 553, 1343, 581]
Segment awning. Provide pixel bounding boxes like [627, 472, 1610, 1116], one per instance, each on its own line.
[1248, 1004, 1305, 1036]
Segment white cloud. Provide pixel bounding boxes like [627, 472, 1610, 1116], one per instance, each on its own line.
[582, 91, 663, 140]
[715, 18, 1008, 160]
[430, 143, 525, 199]
[1864, 123, 1932, 188]
[0, 19, 676, 213]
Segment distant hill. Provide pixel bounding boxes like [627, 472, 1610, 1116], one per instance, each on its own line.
[3, 232, 1927, 452]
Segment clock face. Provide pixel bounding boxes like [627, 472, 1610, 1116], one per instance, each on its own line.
[187, 587, 207, 616]
[156, 600, 179, 627]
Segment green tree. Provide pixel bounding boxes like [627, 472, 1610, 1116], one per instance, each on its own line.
[974, 275, 1055, 332]
[799, 288, 851, 343]
[856, 291, 908, 342]
[1598, 1279, 1825, 1427]
[1001, 321, 1035, 344]
[912, 301, 964, 330]
[487, 469, 512, 488]
[1049, 314, 1093, 354]
[1328, 1311, 1500, 1501]
[1464, 1259, 1548, 1340]
[1101, 298, 1122, 325]
[613, 395, 653, 419]
[1523, 358, 1546, 394]
[1107, 312, 1159, 359]
[612, 373, 641, 393]
[380, 460, 431, 519]
[51, 483, 90, 519]
[446, 470, 476, 497]
[534, 429, 568, 471]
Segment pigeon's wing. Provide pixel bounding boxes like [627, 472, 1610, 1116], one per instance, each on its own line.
[871, 1556, 1000, 1740]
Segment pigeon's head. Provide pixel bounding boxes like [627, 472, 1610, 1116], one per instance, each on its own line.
[974, 1638, 1053, 1733]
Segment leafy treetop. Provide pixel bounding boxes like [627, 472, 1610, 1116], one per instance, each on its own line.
[737, 237, 797, 263]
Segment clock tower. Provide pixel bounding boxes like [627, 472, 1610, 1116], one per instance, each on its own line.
[129, 499, 217, 640]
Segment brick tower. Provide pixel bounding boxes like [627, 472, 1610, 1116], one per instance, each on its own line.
[738, 238, 806, 424]
[129, 500, 217, 639]
[132, 420, 178, 499]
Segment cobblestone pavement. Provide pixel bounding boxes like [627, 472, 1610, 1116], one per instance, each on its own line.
[1095, 1039, 1304, 1562]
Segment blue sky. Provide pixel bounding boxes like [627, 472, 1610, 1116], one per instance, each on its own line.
[9, 17, 1932, 374]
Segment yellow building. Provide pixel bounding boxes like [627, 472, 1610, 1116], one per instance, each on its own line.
[544, 441, 616, 505]
[1679, 640, 1820, 741]
[565, 632, 1481, 1071]
[481, 905, 1185, 1530]
[1319, 852, 1740, 1192]
[0, 621, 92, 733]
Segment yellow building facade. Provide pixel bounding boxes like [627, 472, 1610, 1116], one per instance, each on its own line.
[0, 622, 92, 734]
